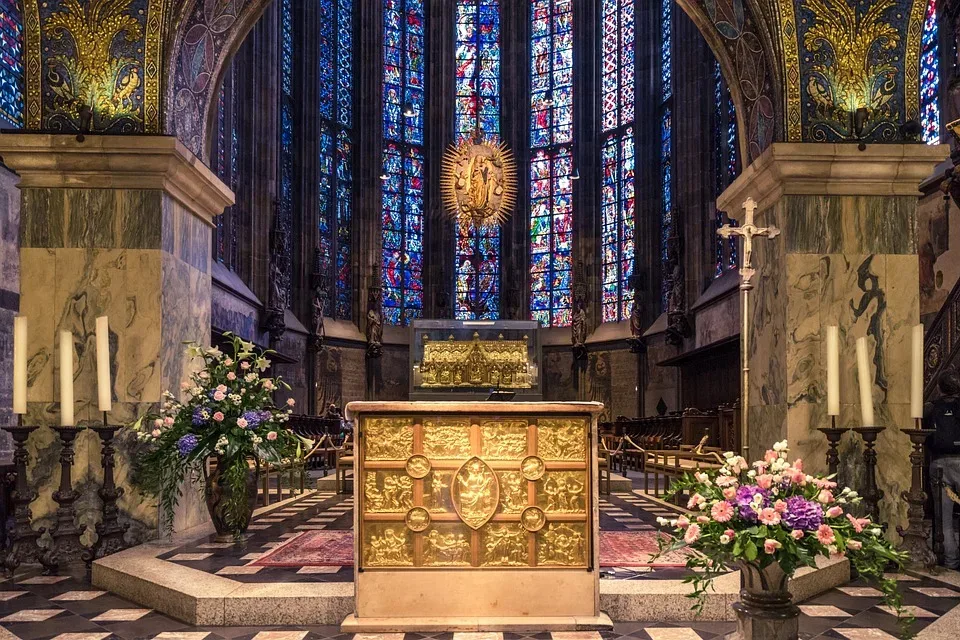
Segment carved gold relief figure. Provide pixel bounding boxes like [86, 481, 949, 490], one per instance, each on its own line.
[521, 455, 546, 481]
[364, 525, 414, 566]
[537, 472, 586, 513]
[442, 138, 518, 228]
[424, 472, 451, 513]
[452, 457, 499, 529]
[480, 420, 528, 459]
[423, 526, 473, 566]
[537, 523, 586, 566]
[405, 507, 431, 532]
[364, 471, 413, 513]
[423, 420, 472, 459]
[537, 419, 586, 460]
[497, 471, 527, 513]
[481, 524, 528, 566]
[363, 418, 414, 460]
[405, 454, 431, 479]
[520, 506, 546, 532]
[418, 333, 531, 389]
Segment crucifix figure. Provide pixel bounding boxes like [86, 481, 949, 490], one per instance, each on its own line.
[717, 197, 780, 458]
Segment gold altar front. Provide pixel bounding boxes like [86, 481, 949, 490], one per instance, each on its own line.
[343, 402, 607, 631]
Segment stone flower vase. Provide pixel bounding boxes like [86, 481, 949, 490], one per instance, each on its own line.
[730, 561, 800, 640]
[204, 459, 259, 542]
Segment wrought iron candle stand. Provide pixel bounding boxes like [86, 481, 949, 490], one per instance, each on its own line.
[85, 414, 128, 564]
[1, 420, 43, 574]
[44, 426, 87, 574]
[817, 417, 848, 477]
[852, 426, 884, 522]
[896, 420, 937, 569]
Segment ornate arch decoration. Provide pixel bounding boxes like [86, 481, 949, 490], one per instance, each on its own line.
[677, 0, 783, 163]
[21, 0, 167, 133]
[163, 0, 271, 160]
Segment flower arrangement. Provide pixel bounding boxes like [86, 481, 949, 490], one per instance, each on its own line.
[655, 441, 913, 635]
[129, 334, 302, 537]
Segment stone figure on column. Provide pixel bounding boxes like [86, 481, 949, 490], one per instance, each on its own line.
[665, 227, 689, 346]
[265, 200, 290, 345]
[366, 263, 384, 359]
[571, 261, 588, 361]
[627, 270, 645, 353]
[309, 249, 328, 353]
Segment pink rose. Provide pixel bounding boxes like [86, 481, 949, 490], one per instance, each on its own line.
[790, 529, 804, 540]
[267, 431, 278, 441]
[151, 429, 161, 438]
[687, 493, 705, 510]
[213, 390, 226, 401]
[240, 361, 251, 370]
[722, 487, 737, 500]
[817, 490, 834, 504]
[224, 358, 233, 366]
[724, 529, 735, 538]
[216, 384, 227, 393]
[756, 474, 774, 490]
[788, 470, 806, 484]
[846, 513, 869, 533]
[697, 515, 710, 524]
[774, 500, 787, 513]
[683, 523, 701, 544]
[793, 459, 803, 471]
[163, 416, 174, 426]
[154, 418, 163, 427]
[816, 524, 836, 545]
[676, 515, 690, 529]
[286, 398, 296, 407]
[237, 417, 248, 429]
[846, 539, 862, 550]
[213, 411, 224, 422]
[764, 539, 782, 554]
[263, 380, 275, 391]
[826, 506, 843, 518]
[758, 508, 781, 526]
[711, 501, 734, 523]
[227, 372, 237, 381]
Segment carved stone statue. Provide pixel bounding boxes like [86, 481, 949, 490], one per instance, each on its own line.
[309, 251, 328, 353]
[264, 202, 290, 345]
[366, 264, 384, 359]
[571, 261, 588, 361]
[627, 272, 645, 353]
[664, 227, 690, 346]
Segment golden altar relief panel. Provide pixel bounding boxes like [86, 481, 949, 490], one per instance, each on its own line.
[364, 471, 414, 513]
[405, 454, 431, 479]
[537, 418, 587, 461]
[497, 471, 527, 513]
[423, 524, 473, 566]
[521, 455, 546, 481]
[405, 507, 431, 532]
[481, 523, 529, 566]
[364, 524, 414, 566]
[536, 471, 586, 513]
[452, 457, 500, 529]
[424, 471, 452, 513]
[364, 418, 414, 460]
[423, 418, 472, 459]
[537, 523, 587, 566]
[521, 506, 546, 532]
[480, 420, 529, 459]
[419, 333, 532, 389]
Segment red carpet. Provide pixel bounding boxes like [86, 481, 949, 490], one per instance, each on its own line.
[252, 530, 689, 568]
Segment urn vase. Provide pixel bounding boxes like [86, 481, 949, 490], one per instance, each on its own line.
[730, 561, 799, 640]
[204, 459, 259, 541]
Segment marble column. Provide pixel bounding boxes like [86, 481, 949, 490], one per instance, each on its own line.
[717, 143, 948, 539]
[0, 134, 233, 549]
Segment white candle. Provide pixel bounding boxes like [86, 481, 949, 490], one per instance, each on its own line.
[12, 316, 26, 414]
[59, 330, 74, 426]
[826, 326, 840, 416]
[96, 316, 112, 413]
[855, 336, 874, 426]
[911, 324, 924, 419]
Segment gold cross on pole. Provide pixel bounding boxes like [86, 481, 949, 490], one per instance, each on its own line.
[716, 197, 779, 459]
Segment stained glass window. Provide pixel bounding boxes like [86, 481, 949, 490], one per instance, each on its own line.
[213, 65, 240, 271]
[455, 0, 501, 320]
[600, 0, 635, 323]
[920, 0, 940, 144]
[278, 0, 294, 305]
[529, 0, 573, 327]
[318, 0, 353, 319]
[0, 0, 22, 127]
[381, 0, 425, 325]
[659, 0, 672, 305]
[713, 60, 739, 278]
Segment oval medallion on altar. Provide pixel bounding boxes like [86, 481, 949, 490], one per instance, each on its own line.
[451, 457, 500, 530]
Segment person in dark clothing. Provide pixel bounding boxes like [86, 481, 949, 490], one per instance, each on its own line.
[926, 368, 960, 569]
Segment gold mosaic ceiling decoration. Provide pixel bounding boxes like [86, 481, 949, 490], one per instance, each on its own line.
[441, 137, 517, 229]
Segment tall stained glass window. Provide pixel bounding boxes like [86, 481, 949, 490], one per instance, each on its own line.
[318, 0, 354, 319]
[382, 0, 425, 325]
[0, 0, 22, 127]
[454, 0, 501, 320]
[213, 68, 240, 271]
[278, 0, 294, 304]
[659, 0, 673, 305]
[920, 0, 940, 144]
[600, 0, 635, 323]
[713, 60, 739, 278]
[529, 0, 574, 328]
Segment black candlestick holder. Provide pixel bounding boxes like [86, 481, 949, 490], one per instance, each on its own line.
[43, 426, 87, 574]
[1, 418, 43, 575]
[897, 419, 937, 569]
[817, 415, 848, 478]
[84, 413, 128, 564]
[852, 426, 885, 522]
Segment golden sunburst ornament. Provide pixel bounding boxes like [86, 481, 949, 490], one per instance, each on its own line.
[442, 136, 517, 229]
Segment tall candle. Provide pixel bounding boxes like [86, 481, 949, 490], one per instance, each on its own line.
[855, 336, 874, 426]
[59, 331, 74, 426]
[911, 324, 924, 419]
[96, 316, 112, 413]
[826, 326, 840, 416]
[12, 316, 26, 414]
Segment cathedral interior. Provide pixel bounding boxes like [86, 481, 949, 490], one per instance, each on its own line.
[0, 0, 960, 638]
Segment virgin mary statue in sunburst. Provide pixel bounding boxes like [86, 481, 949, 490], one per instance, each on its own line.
[442, 132, 518, 229]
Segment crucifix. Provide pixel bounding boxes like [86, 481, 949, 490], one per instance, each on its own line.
[717, 197, 780, 458]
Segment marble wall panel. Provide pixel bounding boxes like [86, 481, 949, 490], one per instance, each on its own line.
[211, 285, 260, 341]
[917, 190, 956, 321]
[162, 196, 211, 273]
[0, 167, 20, 291]
[161, 252, 211, 395]
[783, 195, 917, 256]
[747, 203, 787, 411]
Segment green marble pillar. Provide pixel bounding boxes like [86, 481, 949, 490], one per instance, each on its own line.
[717, 143, 948, 539]
[0, 135, 234, 546]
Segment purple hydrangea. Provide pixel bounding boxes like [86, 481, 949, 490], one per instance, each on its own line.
[781, 496, 824, 531]
[177, 434, 199, 457]
[192, 406, 210, 426]
[241, 410, 264, 429]
[735, 485, 770, 521]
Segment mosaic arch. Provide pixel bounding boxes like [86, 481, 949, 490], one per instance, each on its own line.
[162, 0, 783, 165]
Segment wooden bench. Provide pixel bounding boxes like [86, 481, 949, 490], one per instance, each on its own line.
[640, 436, 724, 500]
